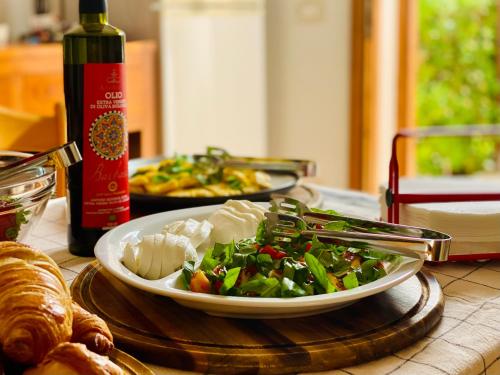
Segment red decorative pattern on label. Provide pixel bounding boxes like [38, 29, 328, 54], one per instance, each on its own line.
[82, 63, 129, 228]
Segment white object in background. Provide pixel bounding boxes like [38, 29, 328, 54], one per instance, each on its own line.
[158, 0, 267, 157]
[266, 0, 351, 188]
[0, 24, 9, 47]
[380, 177, 500, 256]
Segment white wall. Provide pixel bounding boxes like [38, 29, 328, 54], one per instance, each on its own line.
[266, 0, 352, 187]
[0, 0, 33, 42]
[159, 1, 267, 156]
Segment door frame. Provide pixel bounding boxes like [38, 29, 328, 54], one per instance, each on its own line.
[349, 0, 418, 190]
[349, 0, 380, 192]
[396, 0, 418, 177]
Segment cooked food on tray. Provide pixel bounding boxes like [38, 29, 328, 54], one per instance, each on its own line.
[0, 241, 117, 373]
[129, 148, 272, 197]
[120, 201, 400, 297]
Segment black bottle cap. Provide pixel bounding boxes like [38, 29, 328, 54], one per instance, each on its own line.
[79, 0, 107, 14]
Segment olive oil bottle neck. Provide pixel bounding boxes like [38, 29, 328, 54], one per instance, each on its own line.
[80, 12, 108, 26]
[79, 0, 108, 26]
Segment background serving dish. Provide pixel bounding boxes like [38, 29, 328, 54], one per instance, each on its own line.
[129, 157, 299, 214]
[94, 204, 424, 318]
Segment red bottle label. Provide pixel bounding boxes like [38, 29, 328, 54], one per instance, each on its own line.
[82, 63, 130, 228]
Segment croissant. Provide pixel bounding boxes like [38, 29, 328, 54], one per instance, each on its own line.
[0, 242, 73, 365]
[71, 302, 114, 355]
[23, 343, 123, 375]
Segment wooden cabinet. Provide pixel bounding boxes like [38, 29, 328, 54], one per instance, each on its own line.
[0, 41, 159, 157]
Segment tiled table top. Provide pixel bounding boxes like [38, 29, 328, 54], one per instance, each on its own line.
[25, 186, 500, 375]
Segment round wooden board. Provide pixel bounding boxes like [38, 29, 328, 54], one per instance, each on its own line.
[71, 262, 444, 375]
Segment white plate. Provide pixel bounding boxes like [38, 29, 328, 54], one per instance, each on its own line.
[94, 204, 424, 319]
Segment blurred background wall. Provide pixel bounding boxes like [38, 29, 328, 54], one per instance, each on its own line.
[0, 0, 402, 189]
[267, 0, 352, 187]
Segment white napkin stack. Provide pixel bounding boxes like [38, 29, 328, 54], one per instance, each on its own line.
[380, 176, 500, 257]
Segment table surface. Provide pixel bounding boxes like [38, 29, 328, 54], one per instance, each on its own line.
[25, 185, 500, 375]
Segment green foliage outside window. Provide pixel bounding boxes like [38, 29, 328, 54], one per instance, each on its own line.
[417, 0, 500, 175]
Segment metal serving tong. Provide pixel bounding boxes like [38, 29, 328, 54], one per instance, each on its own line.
[194, 147, 316, 177]
[268, 195, 451, 262]
[0, 142, 82, 180]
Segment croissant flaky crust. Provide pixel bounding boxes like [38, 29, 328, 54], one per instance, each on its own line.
[0, 242, 73, 365]
[71, 302, 114, 355]
[23, 343, 123, 375]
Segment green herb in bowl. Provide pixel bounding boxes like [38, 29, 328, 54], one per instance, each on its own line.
[0, 196, 30, 241]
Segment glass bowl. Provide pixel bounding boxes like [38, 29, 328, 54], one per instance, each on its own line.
[0, 151, 56, 242]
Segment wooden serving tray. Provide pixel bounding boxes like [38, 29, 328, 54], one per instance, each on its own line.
[71, 262, 443, 374]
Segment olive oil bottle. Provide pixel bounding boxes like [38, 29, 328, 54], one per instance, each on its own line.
[63, 0, 130, 256]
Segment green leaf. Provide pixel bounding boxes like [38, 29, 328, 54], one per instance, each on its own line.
[220, 267, 241, 295]
[357, 259, 387, 285]
[256, 253, 273, 265]
[222, 241, 236, 266]
[151, 173, 170, 184]
[200, 248, 218, 272]
[294, 266, 310, 286]
[260, 278, 281, 297]
[131, 170, 147, 177]
[181, 261, 195, 290]
[317, 250, 335, 268]
[304, 253, 335, 293]
[281, 277, 306, 297]
[229, 253, 249, 268]
[5, 227, 18, 240]
[302, 283, 315, 295]
[240, 277, 281, 297]
[342, 272, 359, 289]
[255, 220, 267, 245]
[236, 238, 259, 254]
[256, 253, 273, 274]
[212, 243, 226, 258]
[195, 174, 208, 185]
[308, 235, 325, 257]
[310, 207, 338, 215]
[330, 258, 351, 277]
[226, 175, 243, 190]
[361, 259, 379, 273]
[207, 146, 231, 159]
[361, 250, 395, 261]
[283, 259, 295, 280]
[324, 221, 347, 231]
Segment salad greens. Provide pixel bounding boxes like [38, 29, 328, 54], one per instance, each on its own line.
[0, 196, 30, 241]
[181, 217, 400, 298]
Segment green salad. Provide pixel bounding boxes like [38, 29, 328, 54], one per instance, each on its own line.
[181, 216, 400, 298]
